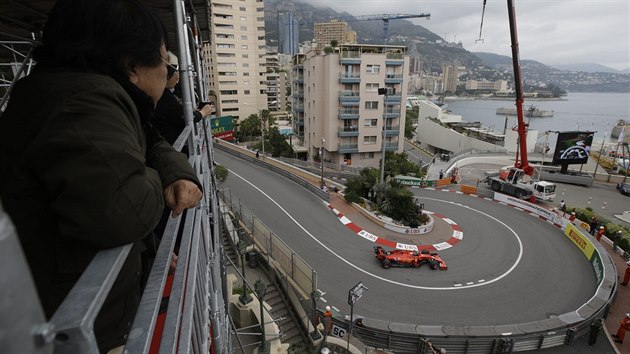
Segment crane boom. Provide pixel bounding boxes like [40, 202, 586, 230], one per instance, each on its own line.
[507, 0, 533, 175]
[350, 13, 431, 43]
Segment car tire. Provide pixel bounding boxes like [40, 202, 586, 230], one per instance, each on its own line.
[429, 260, 438, 270]
[413, 261, 420, 268]
[383, 260, 391, 269]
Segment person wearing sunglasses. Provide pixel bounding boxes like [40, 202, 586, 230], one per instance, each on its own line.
[153, 51, 214, 148]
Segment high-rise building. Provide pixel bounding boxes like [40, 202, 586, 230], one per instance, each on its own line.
[313, 21, 357, 49]
[277, 11, 298, 55]
[442, 65, 459, 93]
[408, 56, 424, 75]
[292, 44, 408, 168]
[265, 53, 290, 112]
[203, 0, 268, 122]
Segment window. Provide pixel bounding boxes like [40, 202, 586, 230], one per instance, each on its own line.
[243, 63, 249, 67]
[366, 65, 380, 73]
[361, 152, 375, 159]
[243, 81, 250, 86]
[364, 119, 378, 126]
[366, 83, 379, 92]
[240, 16, 247, 21]
[244, 90, 250, 95]
[241, 45, 249, 49]
[364, 136, 377, 144]
[216, 34, 234, 39]
[241, 35, 248, 40]
[216, 44, 235, 49]
[218, 52, 235, 57]
[217, 62, 236, 67]
[222, 99, 238, 104]
[220, 90, 237, 95]
[242, 54, 249, 59]
[223, 108, 239, 112]
[240, 26, 247, 31]
[215, 24, 233, 29]
[219, 81, 237, 85]
[239, 6, 246, 11]
[365, 101, 379, 109]
[243, 72, 250, 76]
[218, 71, 237, 76]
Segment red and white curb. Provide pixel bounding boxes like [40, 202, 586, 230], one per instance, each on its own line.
[327, 204, 463, 251]
[423, 187, 565, 229]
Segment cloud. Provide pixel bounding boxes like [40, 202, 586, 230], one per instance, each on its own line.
[298, 0, 629, 70]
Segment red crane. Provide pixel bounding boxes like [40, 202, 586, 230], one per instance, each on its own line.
[507, 0, 533, 176]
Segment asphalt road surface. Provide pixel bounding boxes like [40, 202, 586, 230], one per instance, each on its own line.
[216, 150, 598, 328]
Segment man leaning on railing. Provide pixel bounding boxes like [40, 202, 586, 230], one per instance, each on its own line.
[0, 0, 202, 352]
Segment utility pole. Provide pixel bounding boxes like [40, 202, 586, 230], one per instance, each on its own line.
[320, 137, 325, 187]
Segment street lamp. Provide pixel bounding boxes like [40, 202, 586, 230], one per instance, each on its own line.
[254, 279, 269, 353]
[320, 137, 325, 187]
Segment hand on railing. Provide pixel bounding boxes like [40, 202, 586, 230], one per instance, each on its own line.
[164, 179, 203, 217]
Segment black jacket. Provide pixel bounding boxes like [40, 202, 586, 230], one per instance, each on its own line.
[152, 88, 202, 145]
[0, 68, 201, 352]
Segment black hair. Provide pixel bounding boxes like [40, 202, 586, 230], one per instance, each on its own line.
[34, 0, 167, 77]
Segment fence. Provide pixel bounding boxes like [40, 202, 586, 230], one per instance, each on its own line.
[217, 188, 320, 342]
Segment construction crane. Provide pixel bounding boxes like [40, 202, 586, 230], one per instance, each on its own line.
[349, 13, 431, 44]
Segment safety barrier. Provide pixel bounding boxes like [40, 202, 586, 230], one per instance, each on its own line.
[459, 184, 478, 195]
[214, 139, 332, 203]
[217, 188, 319, 344]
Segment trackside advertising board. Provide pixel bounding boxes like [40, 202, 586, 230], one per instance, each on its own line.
[210, 115, 234, 141]
[563, 223, 595, 260]
[393, 175, 435, 187]
[493, 193, 563, 225]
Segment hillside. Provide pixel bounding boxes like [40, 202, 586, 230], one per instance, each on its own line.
[264, 0, 630, 92]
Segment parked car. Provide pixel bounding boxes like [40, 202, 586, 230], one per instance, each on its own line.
[617, 182, 630, 196]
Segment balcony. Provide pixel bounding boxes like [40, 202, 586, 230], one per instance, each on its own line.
[384, 73, 403, 84]
[385, 109, 401, 118]
[339, 51, 361, 64]
[293, 104, 304, 112]
[384, 125, 400, 136]
[338, 109, 360, 119]
[294, 75, 304, 83]
[385, 95, 402, 104]
[339, 90, 360, 103]
[339, 73, 361, 84]
[384, 142, 399, 151]
[338, 126, 359, 137]
[339, 143, 359, 153]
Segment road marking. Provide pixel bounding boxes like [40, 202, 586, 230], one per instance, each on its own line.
[228, 169, 523, 291]
[320, 298, 327, 303]
[332, 306, 340, 312]
[318, 289, 326, 296]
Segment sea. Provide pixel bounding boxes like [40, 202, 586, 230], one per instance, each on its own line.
[444, 92, 630, 147]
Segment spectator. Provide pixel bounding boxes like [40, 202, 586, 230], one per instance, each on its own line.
[589, 217, 598, 235]
[568, 212, 576, 223]
[0, 0, 203, 352]
[439, 169, 444, 180]
[621, 261, 630, 286]
[612, 313, 630, 344]
[559, 200, 566, 215]
[596, 226, 605, 242]
[153, 51, 213, 147]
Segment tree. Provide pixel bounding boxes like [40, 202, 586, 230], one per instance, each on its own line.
[384, 151, 422, 178]
[215, 164, 229, 183]
[240, 113, 261, 142]
[330, 39, 338, 47]
[267, 126, 294, 157]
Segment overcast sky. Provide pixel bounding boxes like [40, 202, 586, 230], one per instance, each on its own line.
[301, 0, 629, 71]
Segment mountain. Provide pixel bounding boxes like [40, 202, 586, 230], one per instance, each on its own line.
[473, 52, 630, 92]
[551, 63, 626, 74]
[264, 0, 630, 92]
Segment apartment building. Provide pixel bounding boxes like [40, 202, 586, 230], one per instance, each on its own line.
[203, 0, 267, 122]
[465, 79, 509, 92]
[265, 53, 289, 112]
[442, 65, 459, 93]
[293, 44, 408, 168]
[277, 11, 298, 55]
[313, 21, 357, 49]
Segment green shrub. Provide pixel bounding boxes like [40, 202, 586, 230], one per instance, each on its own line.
[344, 190, 361, 204]
[617, 237, 630, 253]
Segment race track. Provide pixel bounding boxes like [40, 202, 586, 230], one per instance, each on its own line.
[216, 150, 597, 326]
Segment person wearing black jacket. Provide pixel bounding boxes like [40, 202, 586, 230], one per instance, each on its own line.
[0, 1, 203, 352]
[153, 52, 213, 146]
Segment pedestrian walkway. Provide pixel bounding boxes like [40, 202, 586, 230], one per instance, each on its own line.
[327, 189, 629, 353]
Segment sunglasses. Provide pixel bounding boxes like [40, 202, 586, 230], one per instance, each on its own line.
[162, 58, 178, 79]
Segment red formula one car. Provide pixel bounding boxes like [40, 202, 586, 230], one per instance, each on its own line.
[374, 246, 448, 270]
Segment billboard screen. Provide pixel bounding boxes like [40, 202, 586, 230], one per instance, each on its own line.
[210, 115, 234, 141]
[552, 131, 594, 165]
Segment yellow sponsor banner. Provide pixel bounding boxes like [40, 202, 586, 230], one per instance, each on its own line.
[564, 223, 595, 260]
